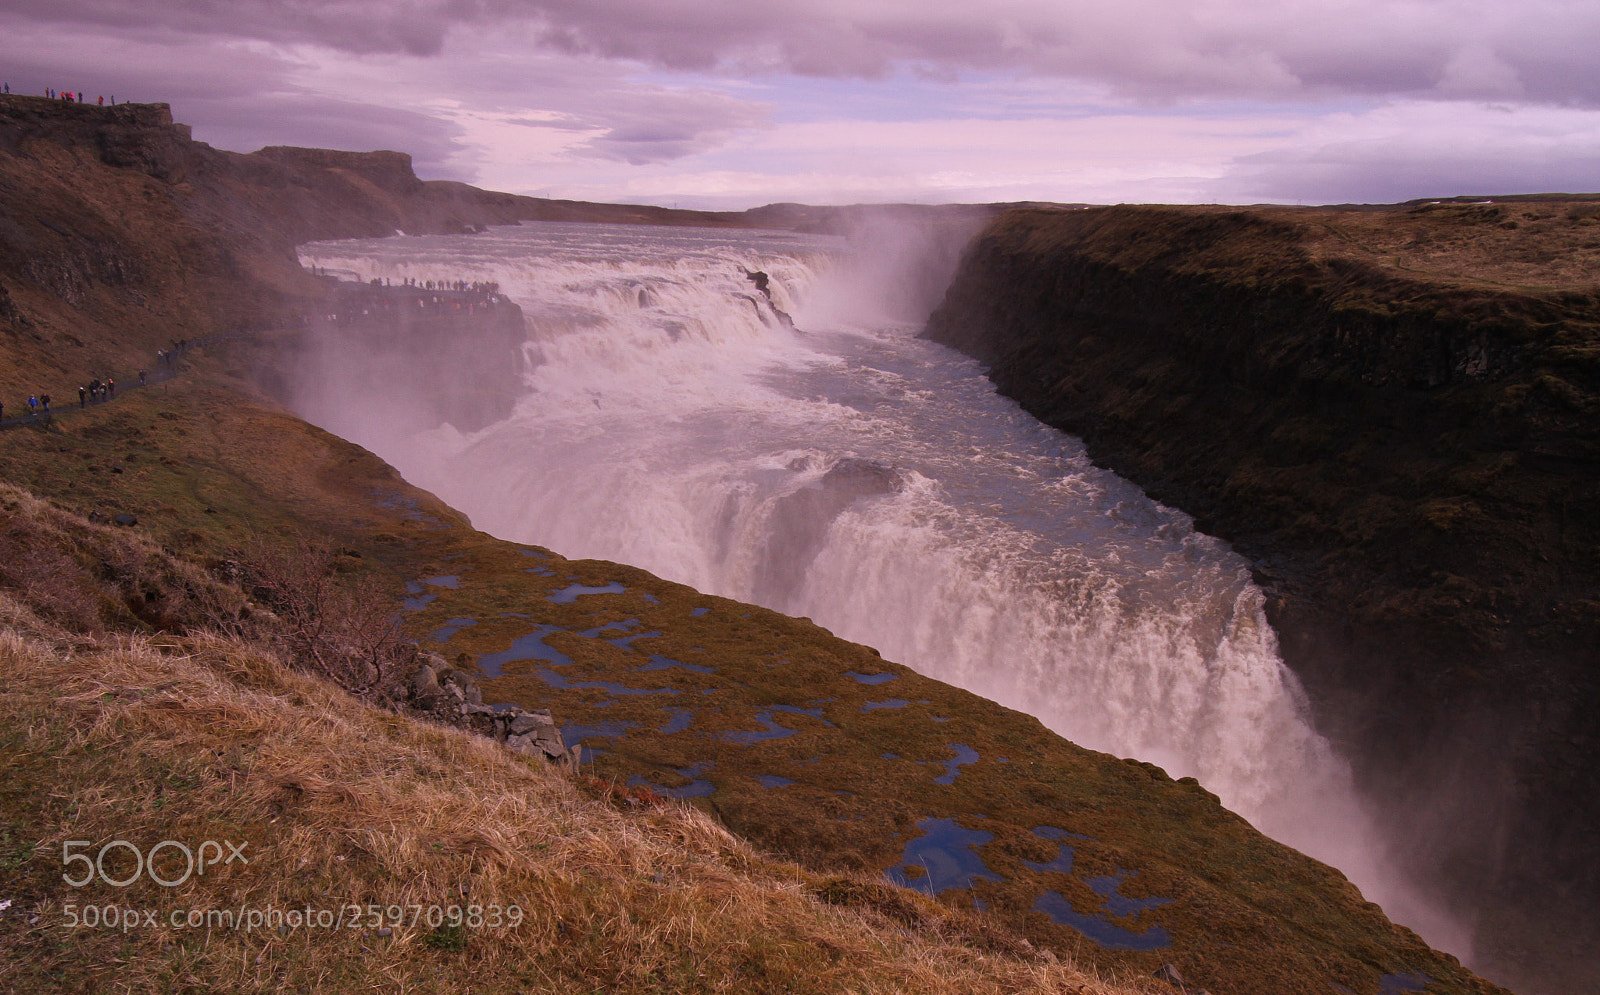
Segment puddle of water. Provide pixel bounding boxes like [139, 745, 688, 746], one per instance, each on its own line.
[535, 669, 681, 696]
[756, 775, 795, 788]
[478, 624, 572, 677]
[404, 592, 438, 610]
[561, 720, 637, 742]
[930, 743, 980, 785]
[1088, 871, 1175, 918]
[846, 671, 897, 685]
[723, 703, 835, 743]
[884, 818, 1003, 896]
[525, 567, 557, 577]
[638, 655, 716, 674]
[548, 581, 627, 604]
[425, 617, 478, 643]
[1031, 891, 1171, 951]
[658, 708, 695, 734]
[773, 704, 831, 723]
[691, 607, 711, 617]
[881, 753, 902, 760]
[722, 710, 801, 745]
[609, 630, 661, 649]
[1023, 844, 1077, 875]
[1033, 826, 1091, 842]
[641, 593, 660, 604]
[629, 761, 715, 799]
[862, 698, 912, 712]
[422, 575, 460, 588]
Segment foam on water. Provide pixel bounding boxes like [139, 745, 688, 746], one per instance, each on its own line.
[296, 220, 1467, 955]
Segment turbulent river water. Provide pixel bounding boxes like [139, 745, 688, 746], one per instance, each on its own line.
[295, 220, 1464, 953]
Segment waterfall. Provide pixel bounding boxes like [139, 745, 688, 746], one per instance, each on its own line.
[294, 219, 1467, 954]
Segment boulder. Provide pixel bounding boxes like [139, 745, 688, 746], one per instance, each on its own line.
[509, 712, 553, 736]
[409, 664, 440, 699]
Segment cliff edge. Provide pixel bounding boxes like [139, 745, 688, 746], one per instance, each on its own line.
[925, 202, 1600, 990]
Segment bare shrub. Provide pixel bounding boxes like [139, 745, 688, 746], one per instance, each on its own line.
[243, 535, 407, 698]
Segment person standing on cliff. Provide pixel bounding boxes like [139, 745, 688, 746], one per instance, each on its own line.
[40, 394, 50, 414]
[107, 378, 115, 398]
[78, 386, 85, 408]
[27, 395, 37, 417]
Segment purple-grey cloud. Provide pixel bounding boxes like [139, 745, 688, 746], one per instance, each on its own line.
[9, 0, 1600, 107]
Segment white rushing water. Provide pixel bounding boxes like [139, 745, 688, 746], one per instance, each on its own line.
[295, 220, 1465, 953]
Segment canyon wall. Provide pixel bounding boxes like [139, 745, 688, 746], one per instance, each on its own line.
[925, 203, 1600, 983]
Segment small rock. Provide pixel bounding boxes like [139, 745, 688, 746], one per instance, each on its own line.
[1153, 964, 1184, 987]
[112, 513, 137, 527]
[376, 927, 392, 937]
[509, 713, 552, 736]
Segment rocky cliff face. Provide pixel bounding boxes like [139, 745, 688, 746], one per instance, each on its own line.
[926, 203, 1600, 990]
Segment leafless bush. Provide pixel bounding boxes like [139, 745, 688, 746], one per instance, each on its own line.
[243, 535, 407, 698]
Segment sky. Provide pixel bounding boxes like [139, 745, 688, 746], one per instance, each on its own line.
[3, 0, 1598, 209]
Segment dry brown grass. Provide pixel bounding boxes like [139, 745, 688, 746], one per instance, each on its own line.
[0, 596, 1146, 995]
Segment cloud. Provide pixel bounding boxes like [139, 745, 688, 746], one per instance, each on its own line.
[10, 0, 1600, 108]
[1210, 101, 1600, 204]
[5, 2, 1599, 207]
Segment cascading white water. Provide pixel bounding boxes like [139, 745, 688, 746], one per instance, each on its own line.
[295, 220, 1467, 954]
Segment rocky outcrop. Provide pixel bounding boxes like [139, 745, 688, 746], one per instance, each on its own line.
[924, 203, 1600, 982]
[402, 652, 579, 768]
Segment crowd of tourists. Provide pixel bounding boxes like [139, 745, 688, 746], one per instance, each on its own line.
[2, 83, 121, 105]
[2, 340, 194, 429]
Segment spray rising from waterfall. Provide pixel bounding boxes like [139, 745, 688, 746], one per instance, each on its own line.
[293, 218, 1470, 956]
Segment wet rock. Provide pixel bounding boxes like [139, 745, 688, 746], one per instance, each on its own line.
[1153, 964, 1183, 987]
[821, 458, 904, 497]
[112, 513, 137, 526]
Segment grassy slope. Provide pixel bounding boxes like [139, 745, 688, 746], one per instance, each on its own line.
[0, 100, 1505, 994]
[0, 568, 1122, 995]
